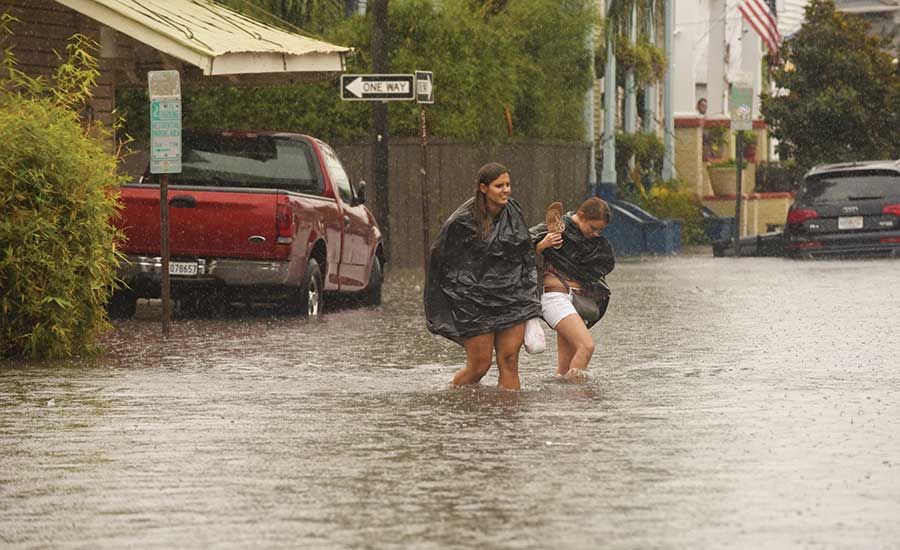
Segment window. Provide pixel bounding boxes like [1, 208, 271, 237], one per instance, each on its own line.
[319, 142, 354, 203]
[171, 135, 323, 194]
[802, 170, 900, 203]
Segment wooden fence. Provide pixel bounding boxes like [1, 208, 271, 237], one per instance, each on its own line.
[335, 138, 592, 270]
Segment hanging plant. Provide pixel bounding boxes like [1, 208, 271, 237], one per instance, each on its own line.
[615, 38, 666, 87]
[615, 131, 666, 185]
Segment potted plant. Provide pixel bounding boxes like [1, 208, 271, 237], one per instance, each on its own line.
[703, 126, 728, 161]
[738, 130, 757, 163]
[707, 159, 755, 196]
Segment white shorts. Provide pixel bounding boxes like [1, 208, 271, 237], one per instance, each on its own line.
[541, 291, 578, 329]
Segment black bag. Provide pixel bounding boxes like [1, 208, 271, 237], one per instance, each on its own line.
[572, 291, 610, 329]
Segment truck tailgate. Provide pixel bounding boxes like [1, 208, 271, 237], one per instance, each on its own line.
[118, 185, 279, 259]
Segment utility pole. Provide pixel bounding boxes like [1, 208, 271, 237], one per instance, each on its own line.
[600, 0, 617, 199]
[643, 5, 657, 135]
[372, 0, 390, 257]
[584, 5, 597, 194]
[623, 6, 638, 177]
[623, 6, 637, 137]
[662, 0, 675, 180]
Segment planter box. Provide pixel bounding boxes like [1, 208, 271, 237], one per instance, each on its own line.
[708, 165, 755, 196]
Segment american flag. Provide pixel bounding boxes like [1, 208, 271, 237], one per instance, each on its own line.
[738, 0, 783, 55]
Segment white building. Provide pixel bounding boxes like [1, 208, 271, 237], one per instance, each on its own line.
[674, 0, 779, 118]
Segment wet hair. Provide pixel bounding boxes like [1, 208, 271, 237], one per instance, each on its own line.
[471, 161, 510, 239]
[577, 197, 612, 224]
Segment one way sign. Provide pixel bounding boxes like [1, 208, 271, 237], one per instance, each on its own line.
[340, 74, 415, 101]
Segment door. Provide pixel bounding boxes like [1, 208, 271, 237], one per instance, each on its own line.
[318, 142, 373, 290]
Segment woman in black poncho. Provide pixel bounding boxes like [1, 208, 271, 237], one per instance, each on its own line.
[425, 162, 541, 390]
[532, 197, 615, 380]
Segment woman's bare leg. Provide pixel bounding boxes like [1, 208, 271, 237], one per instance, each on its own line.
[553, 314, 595, 377]
[556, 330, 576, 376]
[454, 332, 495, 386]
[494, 323, 525, 390]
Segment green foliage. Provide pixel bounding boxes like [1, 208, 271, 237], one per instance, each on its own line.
[217, 0, 345, 35]
[702, 125, 728, 160]
[760, 0, 900, 171]
[643, 185, 707, 245]
[621, 180, 708, 245]
[1, 14, 126, 359]
[614, 38, 666, 87]
[736, 129, 754, 145]
[736, 129, 756, 161]
[707, 158, 738, 168]
[117, 0, 594, 143]
[596, 0, 666, 88]
[614, 131, 665, 185]
[615, 132, 705, 244]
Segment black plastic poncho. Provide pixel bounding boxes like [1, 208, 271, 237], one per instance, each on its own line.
[425, 197, 542, 345]
[531, 212, 615, 293]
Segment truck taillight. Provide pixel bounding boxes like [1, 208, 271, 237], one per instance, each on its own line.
[276, 202, 293, 244]
[882, 204, 900, 217]
[787, 208, 818, 224]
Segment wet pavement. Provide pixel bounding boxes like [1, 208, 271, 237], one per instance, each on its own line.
[2, 255, 899, 549]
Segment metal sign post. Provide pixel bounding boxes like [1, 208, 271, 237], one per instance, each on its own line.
[148, 70, 182, 336]
[416, 71, 434, 270]
[419, 106, 429, 270]
[730, 82, 753, 257]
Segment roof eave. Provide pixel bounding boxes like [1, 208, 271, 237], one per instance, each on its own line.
[209, 51, 346, 76]
[54, 0, 214, 72]
[53, 0, 349, 78]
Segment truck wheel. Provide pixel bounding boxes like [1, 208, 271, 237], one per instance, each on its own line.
[299, 258, 324, 317]
[107, 288, 137, 319]
[361, 256, 383, 306]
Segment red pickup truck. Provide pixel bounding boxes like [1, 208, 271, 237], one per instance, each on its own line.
[109, 130, 384, 318]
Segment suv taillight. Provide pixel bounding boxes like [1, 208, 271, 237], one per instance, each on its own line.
[275, 201, 294, 244]
[787, 208, 818, 224]
[882, 204, 900, 217]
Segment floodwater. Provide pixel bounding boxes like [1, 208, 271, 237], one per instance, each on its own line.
[2, 255, 899, 549]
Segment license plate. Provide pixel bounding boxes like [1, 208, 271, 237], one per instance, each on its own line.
[169, 261, 198, 276]
[838, 216, 864, 230]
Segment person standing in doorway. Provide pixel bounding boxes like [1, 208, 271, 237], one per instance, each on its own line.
[532, 197, 615, 380]
[425, 162, 542, 390]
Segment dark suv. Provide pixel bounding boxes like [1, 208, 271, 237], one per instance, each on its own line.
[784, 160, 900, 258]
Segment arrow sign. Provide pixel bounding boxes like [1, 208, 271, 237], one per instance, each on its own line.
[415, 70, 434, 104]
[341, 74, 415, 101]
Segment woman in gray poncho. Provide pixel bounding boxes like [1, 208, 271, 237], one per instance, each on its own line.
[424, 162, 541, 390]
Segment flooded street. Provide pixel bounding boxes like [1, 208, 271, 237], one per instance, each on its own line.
[2, 255, 899, 549]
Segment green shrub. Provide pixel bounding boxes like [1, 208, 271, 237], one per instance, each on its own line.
[621, 179, 708, 245]
[1, 15, 126, 359]
[707, 158, 738, 168]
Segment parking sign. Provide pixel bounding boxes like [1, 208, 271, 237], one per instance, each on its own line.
[149, 70, 182, 174]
